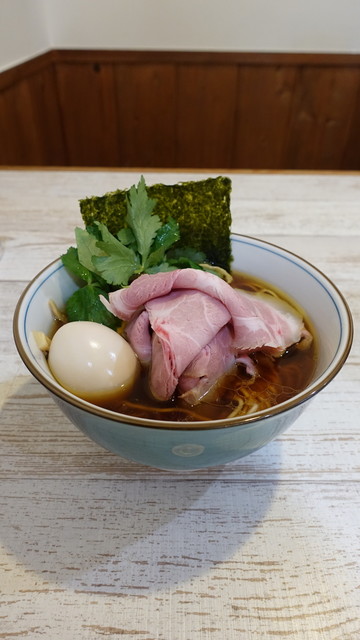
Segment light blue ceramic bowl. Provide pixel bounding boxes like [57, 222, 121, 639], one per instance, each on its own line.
[13, 235, 353, 470]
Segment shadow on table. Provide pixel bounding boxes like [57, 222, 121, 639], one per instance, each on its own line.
[1, 378, 282, 593]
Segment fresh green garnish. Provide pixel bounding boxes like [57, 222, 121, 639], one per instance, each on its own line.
[91, 222, 141, 286]
[65, 283, 120, 330]
[124, 177, 161, 267]
[61, 243, 121, 328]
[61, 176, 212, 327]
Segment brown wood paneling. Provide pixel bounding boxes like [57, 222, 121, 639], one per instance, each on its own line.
[1, 49, 360, 170]
[114, 64, 176, 167]
[0, 65, 66, 165]
[284, 66, 360, 169]
[340, 72, 360, 170]
[0, 51, 55, 92]
[176, 64, 238, 168]
[55, 62, 120, 166]
[233, 65, 298, 169]
[317, 68, 360, 169]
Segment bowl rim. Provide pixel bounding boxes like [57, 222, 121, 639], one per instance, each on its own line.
[13, 233, 354, 431]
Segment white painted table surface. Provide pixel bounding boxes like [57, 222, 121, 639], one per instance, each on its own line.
[0, 169, 359, 640]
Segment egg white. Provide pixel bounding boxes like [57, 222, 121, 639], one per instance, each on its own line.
[48, 321, 139, 404]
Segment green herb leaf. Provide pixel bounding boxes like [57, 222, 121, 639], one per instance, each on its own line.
[65, 283, 121, 329]
[167, 246, 207, 263]
[85, 223, 102, 240]
[168, 257, 204, 270]
[61, 246, 93, 284]
[93, 252, 140, 286]
[145, 262, 177, 274]
[117, 227, 135, 246]
[126, 175, 162, 266]
[146, 218, 180, 268]
[75, 226, 105, 273]
[92, 221, 140, 285]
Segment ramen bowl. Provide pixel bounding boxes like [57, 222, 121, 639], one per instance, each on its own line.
[13, 235, 353, 470]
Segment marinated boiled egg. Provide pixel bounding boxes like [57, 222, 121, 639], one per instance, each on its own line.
[48, 321, 139, 404]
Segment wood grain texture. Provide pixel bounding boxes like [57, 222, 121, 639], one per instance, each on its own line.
[176, 64, 238, 168]
[56, 62, 120, 167]
[0, 169, 359, 640]
[1, 51, 360, 169]
[0, 65, 66, 165]
[114, 63, 177, 167]
[284, 66, 360, 169]
[233, 65, 297, 169]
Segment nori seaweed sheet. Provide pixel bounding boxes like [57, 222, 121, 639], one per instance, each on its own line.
[79, 176, 232, 271]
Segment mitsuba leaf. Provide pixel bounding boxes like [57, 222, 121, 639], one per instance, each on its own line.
[167, 246, 207, 263]
[92, 221, 140, 285]
[75, 226, 105, 273]
[168, 257, 204, 270]
[117, 227, 135, 246]
[61, 246, 93, 284]
[145, 262, 177, 274]
[126, 176, 162, 266]
[65, 284, 120, 329]
[93, 252, 140, 286]
[85, 223, 102, 240]
[146, 218, 180, 268]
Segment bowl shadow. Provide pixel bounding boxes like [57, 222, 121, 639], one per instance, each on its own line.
[1, 378, 282, 593]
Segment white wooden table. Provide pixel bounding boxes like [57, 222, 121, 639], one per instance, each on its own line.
[1, 169, 359, 640]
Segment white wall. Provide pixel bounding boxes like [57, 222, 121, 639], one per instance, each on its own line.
[45, 0, 360, 54]
[1, 0, 360, 72]
[0, 0, 49, 72]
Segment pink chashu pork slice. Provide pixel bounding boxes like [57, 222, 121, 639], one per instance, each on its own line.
[127, 288, 231, 401]
[102, 268, 307, 403]
[104, 268, 305, 352]
[177, 324, 237, 404]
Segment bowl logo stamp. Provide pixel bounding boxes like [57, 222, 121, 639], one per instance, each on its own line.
[171, 444, 205, 457]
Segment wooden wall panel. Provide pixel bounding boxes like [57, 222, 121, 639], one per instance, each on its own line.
[176, 64, 238, 168]
[0, 65, 66, 165]
[284, 67, 360, 169]
[0, 50, 360, 170]
[233, 65, 298, 169]
[339, 70, 360, 170]
[114, 64, 176, 167]
[55, 62, 120, 166]
[316, 68, 360, 169]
